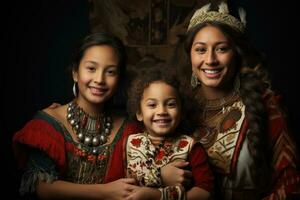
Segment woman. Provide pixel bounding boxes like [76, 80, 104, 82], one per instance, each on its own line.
[172, 2, 300, 200]
[13, 32, 143, 200]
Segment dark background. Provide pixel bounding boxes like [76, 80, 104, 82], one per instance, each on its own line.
[2, 0, 298, 199]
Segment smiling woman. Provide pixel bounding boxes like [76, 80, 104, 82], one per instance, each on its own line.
[171, 1, 300, 199]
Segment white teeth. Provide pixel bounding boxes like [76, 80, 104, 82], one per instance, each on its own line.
[154, 119, 169, 123]
[204, 69, 220, 74]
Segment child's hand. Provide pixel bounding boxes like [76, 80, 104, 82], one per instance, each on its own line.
[160, 160, 193, 188]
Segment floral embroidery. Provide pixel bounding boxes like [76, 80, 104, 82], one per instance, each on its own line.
[131, 138, 142, 147]
[126, 133, 194, 187]
[156, 150, 165, 160]
[178, 140, 188, 148]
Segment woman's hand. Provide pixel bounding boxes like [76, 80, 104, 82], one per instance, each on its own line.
[160, 160, 193, 188]
[125, 187, 161, 200]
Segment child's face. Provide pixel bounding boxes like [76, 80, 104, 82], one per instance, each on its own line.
[136, 81, 181, 137]
[73, 45, 119, 109]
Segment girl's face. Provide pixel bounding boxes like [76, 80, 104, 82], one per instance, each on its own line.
[136, 81, 181, 138]
[73, 45, 119, 110]
[190, 25, 237, 90]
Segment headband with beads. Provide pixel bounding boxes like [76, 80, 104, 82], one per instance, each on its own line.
[187, 2, 246, 33]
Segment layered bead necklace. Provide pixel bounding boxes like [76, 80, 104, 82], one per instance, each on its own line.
[67, 101, 112, 154]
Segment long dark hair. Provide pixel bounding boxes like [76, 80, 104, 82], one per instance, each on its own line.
[70, 32, 128, 110]
[172, 21, 272, 186]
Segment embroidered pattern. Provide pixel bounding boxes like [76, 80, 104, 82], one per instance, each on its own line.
[196, 100, 245, 174]
[126, 133, 194, 186]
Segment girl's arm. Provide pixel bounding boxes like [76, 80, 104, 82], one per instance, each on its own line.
[36, 178, 138, 200]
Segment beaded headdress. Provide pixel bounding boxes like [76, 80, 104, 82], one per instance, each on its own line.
[187, 2, 246, 33]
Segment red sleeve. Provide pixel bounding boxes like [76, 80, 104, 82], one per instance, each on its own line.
[188, 142, 214, 192]
[12, 119, 67, 172]
[104, 121, 142, 183]
[263, 93, 300, 197]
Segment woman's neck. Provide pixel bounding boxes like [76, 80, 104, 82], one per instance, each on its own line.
[200, 86, 233, 100]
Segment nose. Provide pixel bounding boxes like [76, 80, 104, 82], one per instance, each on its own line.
[205, 50, 218, 66]
[94, 70, 105, 84]
[157, 105, 167, 115]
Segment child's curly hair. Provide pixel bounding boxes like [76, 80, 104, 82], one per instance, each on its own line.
[127, 61, 197, 134]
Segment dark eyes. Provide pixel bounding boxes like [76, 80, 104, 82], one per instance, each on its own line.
[167, 101, 177, 108]
[87, 66, 96, 71]
[195, 47, 206, 54]
[194, 46, 230, 54]
[146, 103, 156, 108]
[85, 66, 118, 76]
[216, 47, 229, 52]
[146, 101, 177, 108]
[106, 69, 118, 76]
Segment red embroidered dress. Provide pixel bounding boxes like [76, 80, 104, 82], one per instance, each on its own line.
[13, 111, 140, 195]
[125, 133, 214, 192]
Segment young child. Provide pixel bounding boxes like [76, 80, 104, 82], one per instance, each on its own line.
[125, 62, 214, 200]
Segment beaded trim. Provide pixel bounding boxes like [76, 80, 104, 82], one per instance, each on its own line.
[188, 2, 246, 33]
[159, 186, 186, 200]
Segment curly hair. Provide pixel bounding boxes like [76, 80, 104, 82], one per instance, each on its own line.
[127, 61, 197, 134]
[172, 21, 273, 182]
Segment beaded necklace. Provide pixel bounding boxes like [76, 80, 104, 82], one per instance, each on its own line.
[67, 101, 112, 154]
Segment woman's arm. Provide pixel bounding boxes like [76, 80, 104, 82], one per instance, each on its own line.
[263, 94, 300, 199]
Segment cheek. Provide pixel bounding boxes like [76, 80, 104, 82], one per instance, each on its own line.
[172, 109, 181, 120]
[191, 54, 204, 69]
[77, 74, 90, 84]
[107, 77, 119, 89]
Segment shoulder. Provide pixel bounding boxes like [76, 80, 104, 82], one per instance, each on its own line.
[262, 90, 286, 117]
[127, 132, 145, 140]
[13, 105, 69, 148]
[122, 118, 143, 134]
[43, 104, 68, 123]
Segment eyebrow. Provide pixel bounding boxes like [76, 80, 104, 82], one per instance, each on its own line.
[193, 41, 228, 46]
[145, 97, 177, 102]
[84, 61, 118, 68]
[84, 61, 98, 65]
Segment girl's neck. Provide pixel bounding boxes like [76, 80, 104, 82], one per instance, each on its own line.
[146, 132, 165, 141]
[75, 97, 104, 117]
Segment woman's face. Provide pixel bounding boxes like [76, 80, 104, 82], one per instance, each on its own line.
[190, 25, 237, 90]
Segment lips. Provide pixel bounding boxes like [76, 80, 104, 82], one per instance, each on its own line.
[89, 86, 108, 96]
[153, 119, 172, 127]
[202, 68, 223, 78]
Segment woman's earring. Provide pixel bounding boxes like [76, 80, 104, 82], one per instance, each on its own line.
[73, 82, 77, 97]
[191, 73, 200, 89]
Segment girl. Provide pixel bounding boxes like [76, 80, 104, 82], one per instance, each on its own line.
[125, 63, 214, 200]
[13, 32, 141, 199]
